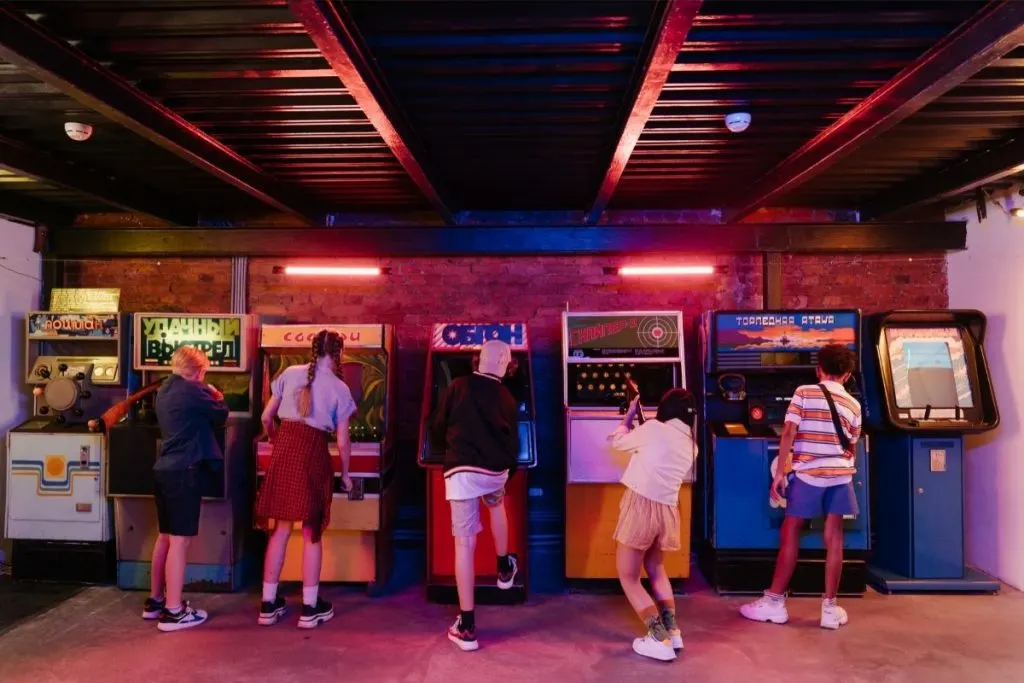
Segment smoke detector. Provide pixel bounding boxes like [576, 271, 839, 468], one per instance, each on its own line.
[64, 121, 93, 142]
[725, 112, 751, 133]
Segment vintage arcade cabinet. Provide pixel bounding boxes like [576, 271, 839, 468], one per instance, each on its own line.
[255, 324, 397, 592]
[5, 310, 130, 582]
[862, 310, 1000, 593]
[419, 323, 536, 603]
[698, 310, 871, 595]
[106, 313, 258, 592]
[563, 311, 690, 580]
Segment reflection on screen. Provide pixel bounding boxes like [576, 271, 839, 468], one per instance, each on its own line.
[885, 327, 974, 412]
[432, 352, 531, 415]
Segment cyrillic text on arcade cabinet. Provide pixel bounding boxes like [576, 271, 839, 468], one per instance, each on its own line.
[563, 311, 691, 581]
[697, 310, 871, 595]
[255, 323, 397, 593]
[6, 308, 132, 583]
[418, 322, 537, 604]
[105, 313, 259, 592]
[861, 310, 999, 593]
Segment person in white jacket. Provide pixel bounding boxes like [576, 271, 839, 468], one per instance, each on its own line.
[609, 388, 698, 662]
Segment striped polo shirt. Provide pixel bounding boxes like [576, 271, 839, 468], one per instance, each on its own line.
[784, 380, 862, 487]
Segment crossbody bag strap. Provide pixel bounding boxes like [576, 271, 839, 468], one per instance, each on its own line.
[818, 383, 852, 452]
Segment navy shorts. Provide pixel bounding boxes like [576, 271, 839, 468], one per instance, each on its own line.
[784, 474, 858, 519]
[154, 467, 202, 537]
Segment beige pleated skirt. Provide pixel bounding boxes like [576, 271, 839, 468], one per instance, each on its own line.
[613, 488, 681, 552]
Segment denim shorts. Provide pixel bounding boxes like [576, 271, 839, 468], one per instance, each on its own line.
[784, 474, 858, 519]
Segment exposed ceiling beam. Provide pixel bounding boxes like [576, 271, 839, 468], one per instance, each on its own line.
[0, 190, 74, 226]
[586, 0, 703, 224]
[867, 135, 1024, 218]
[0, 136, 196, 224]
[0, 7, 318, 225]
[49, 221, 966, 258]
[289, 0, 454, 224]
[724, 0, 1024, 222]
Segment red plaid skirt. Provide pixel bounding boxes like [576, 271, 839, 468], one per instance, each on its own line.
[254, 420, 333, 542]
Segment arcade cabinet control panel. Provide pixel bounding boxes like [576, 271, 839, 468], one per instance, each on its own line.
[30, 357, 120, 384]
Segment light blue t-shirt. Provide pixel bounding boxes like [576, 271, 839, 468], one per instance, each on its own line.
[271, 358, 356, 433]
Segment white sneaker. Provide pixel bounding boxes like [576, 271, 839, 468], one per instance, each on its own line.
[632, 633, 676, 662]
[820, 603, 849, 630]
[739, 595, 789, 624]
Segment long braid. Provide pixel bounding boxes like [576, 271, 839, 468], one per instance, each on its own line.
[297, 330, 326, 417]
[325, 332, 345, 381]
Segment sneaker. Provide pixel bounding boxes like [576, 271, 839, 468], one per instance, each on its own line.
[142, 596, 165, 620]
[157, 602, 208, 632]
[258, 597, 287, 626]
[297, 598, 334, 629]
[739, 594, 789, 625]
[497, 554, 519, 590]
[447, 616, 479, 652]
[820, 603, 849, 630]
[632, 633, 676, 662]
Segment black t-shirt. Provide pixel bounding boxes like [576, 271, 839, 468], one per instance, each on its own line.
[430, 372, 520, 476]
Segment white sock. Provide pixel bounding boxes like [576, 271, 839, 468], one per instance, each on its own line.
[302, 584, 319, 607]
[262, 582, 279, 602]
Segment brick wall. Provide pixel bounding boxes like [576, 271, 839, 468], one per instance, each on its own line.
[782, 254, 948, 311]
[65, 258, 233, 312]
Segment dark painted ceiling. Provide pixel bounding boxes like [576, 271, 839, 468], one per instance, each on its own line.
[0, 0, 1022, 226]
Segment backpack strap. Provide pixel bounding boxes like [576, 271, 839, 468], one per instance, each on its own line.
[818, 383, 852, 452]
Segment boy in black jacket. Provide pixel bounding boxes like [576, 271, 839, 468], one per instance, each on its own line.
[431, 339, 520, 651]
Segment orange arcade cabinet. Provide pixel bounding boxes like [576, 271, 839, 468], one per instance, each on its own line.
[418, 323, 537, 604]
[563, 311, 692, 581]
[255, 323, 397, 594]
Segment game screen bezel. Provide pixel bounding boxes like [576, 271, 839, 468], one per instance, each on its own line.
[884, 326, 976, 414]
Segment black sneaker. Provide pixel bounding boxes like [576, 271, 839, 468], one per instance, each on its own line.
[297, 597, 333, 629]
[142, 596, 165, 620]
[497, 553, 519, 590]
[447, 616, 479, 652]
[258, 597, 287, 626]
[157, 602, 208, 632]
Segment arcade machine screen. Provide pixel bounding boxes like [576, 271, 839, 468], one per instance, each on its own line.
[266, 351, 387, 441]
[884, 327, 975, 419]
[144, 372, 251, 413]
[431, 353, 532, 416]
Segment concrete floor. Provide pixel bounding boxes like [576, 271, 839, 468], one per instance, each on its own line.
[1, 581, 1022, 683]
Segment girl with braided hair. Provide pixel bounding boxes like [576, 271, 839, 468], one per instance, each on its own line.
[254, 329, 356, 629]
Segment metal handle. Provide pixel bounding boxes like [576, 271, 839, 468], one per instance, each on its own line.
[917, 487, 925, 495]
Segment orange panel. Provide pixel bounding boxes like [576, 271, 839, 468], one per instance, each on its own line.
[427, 468, 527, 579]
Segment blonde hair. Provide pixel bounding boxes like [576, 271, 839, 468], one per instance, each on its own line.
[171, 345, 210, 380]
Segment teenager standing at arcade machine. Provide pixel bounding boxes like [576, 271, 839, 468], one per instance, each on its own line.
[431, 339, 520, 651]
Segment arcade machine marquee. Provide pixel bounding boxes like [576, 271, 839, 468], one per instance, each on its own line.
[562, 311, 690, 580]
[419, 322, 536, 604]
[699, 310, 871, 595]
[5, 310, 130, 583]
[256, 323, 397, 590]
[863, 310, 999, 593]
[106, 313, 258, 592]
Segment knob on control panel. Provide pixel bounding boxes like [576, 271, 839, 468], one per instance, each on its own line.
[58, 363, 68, 373]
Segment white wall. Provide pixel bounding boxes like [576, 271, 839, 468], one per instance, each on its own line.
[0, 217, 42, 563]
[947, 202, 1024, 590]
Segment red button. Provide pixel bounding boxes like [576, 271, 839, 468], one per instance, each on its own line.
[750, 407, 764, 420]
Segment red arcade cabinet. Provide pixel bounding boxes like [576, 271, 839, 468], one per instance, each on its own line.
[418, 323, 537, 604]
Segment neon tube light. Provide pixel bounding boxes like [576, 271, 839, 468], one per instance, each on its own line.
[618, 266, 715, 276]
[283, 266, 382, 276]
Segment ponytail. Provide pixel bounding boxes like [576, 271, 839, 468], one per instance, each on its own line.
[297, 329, 345, 417]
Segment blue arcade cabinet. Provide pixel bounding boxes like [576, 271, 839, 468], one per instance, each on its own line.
[697, 310, 870, 595]
[862, 310, 1000, 593]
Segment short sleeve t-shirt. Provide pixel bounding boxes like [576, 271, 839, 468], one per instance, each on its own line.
[271, 358, 356, 433]
[784, 380, 862, 487]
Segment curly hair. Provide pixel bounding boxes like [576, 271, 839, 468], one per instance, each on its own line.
[296, 329, 344, 417]
[818, 343, 856, 378]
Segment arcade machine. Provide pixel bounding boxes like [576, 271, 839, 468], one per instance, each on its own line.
[255, 323, 397, 592]
[563, 311, 691, 580]
[5, 309, 130, 582]
[862, 310, 1000, 593]
[418, 322, 536, 603]
[698, 310, 871, 595]
[106, 313, 258, 592]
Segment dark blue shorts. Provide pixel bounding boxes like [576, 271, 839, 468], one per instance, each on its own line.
[784, 474, 858, 519]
